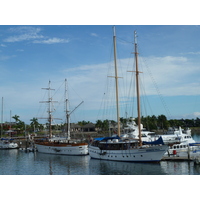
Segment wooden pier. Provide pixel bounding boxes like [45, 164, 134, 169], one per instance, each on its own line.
[162, 156, 193, 161]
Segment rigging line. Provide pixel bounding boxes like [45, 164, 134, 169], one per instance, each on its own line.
[139, 77, 154, 118]
[36, 89, 48, 119]
[67, 81, 84, 102]
[99, 39, 117, 121]
[141, 56, 172, 119]
[97, 55, 114, 121]
[117, 37, 133, 44]
[126, 54, 137, 118]
[51, 80, 64, 99]
[138, 60, 155, 118]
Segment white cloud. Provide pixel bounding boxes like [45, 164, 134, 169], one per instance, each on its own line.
[182, 52, 200, 55]
[3, 26, 69, 45]
[91, 33, 98, 37]
[4, 34, 44, 42]
[58, 54, 200, 121]
[16, 49, 24, 52]
[0, 44, 6, 47]
[2, 54, 200, 123]
[136, 55, 200, 96]
[33, 37, 70, 44]
[193, 112, 200, 117]
[4, 27, 44, 42]
[0, 55, 16, 60]
[178, 112, 200, 119]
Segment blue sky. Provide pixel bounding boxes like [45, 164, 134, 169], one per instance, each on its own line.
[1, 25, 200, 124]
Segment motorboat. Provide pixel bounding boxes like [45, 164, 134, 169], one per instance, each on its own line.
[0, 138, 18, 149]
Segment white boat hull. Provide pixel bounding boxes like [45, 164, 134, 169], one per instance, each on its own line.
[0, 142, 18, 149]
[89, 145, 168, 162]
[35, 143, 88, 155]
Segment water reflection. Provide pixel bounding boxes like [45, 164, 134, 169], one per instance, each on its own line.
[160, 161, 199, 175]
[34, 153, 90, 175]
[1, 149, 200, 175]
[89, 159, 167, 175]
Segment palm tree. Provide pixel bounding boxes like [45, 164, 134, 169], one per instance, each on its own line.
[30, 117, 39, 132]
[12, 115, 20, 123]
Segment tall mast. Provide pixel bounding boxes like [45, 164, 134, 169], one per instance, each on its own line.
[134, 31, 142, 146]
[64, 79, 83, 140]
[113, 26, 121, 136]
[40, 81, 55, 139]
[65, 79, 70, 140]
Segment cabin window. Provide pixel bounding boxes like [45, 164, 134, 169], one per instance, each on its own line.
[141, 155, 143, 157]
[174, 146, 176, 149]
[180, 145, 182, 148]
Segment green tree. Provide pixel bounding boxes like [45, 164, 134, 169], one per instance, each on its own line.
[30, 117, 39, 132]
[11, 115, 25, 135]
[78, 120, 91, 126]
[12, 115, 20, 123]
[157, 114, 169, 130]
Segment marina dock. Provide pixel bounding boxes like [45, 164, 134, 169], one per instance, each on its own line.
[162, 156, 193, 161]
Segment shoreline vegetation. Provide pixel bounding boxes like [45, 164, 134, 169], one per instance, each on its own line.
[1, 114, 200, 139]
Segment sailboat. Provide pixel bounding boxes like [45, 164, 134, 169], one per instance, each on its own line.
[88, 27, 168, 162]
[35, 80, 88, 155]
[0, 97, 18, 150]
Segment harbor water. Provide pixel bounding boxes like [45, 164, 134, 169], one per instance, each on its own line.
[1, 149, 200, 175]
[1, 133, 200, 175]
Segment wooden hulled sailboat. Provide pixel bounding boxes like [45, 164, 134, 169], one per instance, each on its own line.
[88, 28, 168, 162]
[35, 80, 88, 156]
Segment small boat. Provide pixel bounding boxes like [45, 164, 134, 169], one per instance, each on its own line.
[159, 126, 194, 144]
[0, 138, 18, 149]
[35, 80, 88, 155]
[89, 28, 168, 162]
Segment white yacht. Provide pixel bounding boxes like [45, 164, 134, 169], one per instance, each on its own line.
[159, 127, 193, 144]
[89, 28, 168, 162]
[0, 138, 18, 149]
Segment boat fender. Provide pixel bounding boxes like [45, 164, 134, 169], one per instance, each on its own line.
[173, 150, 177, 155]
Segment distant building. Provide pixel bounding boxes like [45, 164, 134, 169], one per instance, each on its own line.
[82, 123, 96, 132]
[70, 123, 82, 132]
